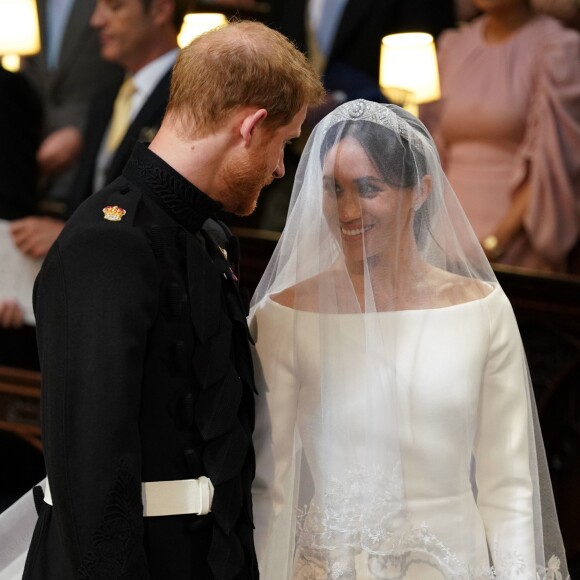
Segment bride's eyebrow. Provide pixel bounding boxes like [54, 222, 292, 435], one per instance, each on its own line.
[322, 175, 387, 186]
[353, 176, 387, 186]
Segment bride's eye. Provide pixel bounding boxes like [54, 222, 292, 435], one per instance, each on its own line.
[356, 178, 382, 198]
[323, 177, 341, 197]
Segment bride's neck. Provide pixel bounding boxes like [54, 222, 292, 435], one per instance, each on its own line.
[345, 248, 425, 308]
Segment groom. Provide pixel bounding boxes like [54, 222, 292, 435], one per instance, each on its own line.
[23, 20, 324, 580]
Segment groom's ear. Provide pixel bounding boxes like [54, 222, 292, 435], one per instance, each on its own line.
[240, 109, 268, 146]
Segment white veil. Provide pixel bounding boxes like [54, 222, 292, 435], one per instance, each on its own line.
[0, 482, 44, 580]
[250, 100, 568, 579]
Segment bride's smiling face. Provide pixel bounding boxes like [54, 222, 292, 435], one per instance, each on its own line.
[322, 137, 415, 265]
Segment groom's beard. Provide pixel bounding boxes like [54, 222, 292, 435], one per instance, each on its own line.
[219, 149, 273, 217]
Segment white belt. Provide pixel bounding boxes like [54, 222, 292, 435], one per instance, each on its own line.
[43, 476, 214, 517]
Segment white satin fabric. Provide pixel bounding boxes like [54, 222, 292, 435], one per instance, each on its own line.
[252, 286, 544, 579]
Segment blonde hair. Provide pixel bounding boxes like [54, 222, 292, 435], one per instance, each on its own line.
[166, 20, 325, 137]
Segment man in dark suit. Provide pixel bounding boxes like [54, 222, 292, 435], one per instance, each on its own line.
[22, 20, 325, 580]
[10, 0, 189, 259]
[0, 0, 189, 329]
[65, 0, 188, 211]
[0, 0, 123, 339]
[22, 0, 124, 209]
[272, 0, 456, 103]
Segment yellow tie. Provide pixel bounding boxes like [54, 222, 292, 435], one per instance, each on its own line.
[106, 77, 136, 152]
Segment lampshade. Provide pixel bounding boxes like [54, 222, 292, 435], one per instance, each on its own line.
[380, 32, 440, 115]
[0, 0, 40, 55]
[0, 0, 40, 71]
[177, 12, 228, 48]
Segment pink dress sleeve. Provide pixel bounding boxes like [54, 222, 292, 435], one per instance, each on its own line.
[514, 22, 580, 265]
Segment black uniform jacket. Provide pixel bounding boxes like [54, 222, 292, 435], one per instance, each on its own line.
[23, 143, 259, 580]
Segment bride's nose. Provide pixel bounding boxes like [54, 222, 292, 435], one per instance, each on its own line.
[337, 189, 361, 222]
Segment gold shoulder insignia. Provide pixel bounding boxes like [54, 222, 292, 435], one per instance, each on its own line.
[103, 205, 127, 222]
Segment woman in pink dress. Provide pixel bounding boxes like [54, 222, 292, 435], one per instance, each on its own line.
[421, 0, 580, 272]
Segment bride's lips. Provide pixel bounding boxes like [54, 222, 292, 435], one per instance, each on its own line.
[340, 223, 374, 241]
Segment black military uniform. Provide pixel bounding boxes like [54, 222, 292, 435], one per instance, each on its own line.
[23, 142, 258, 579]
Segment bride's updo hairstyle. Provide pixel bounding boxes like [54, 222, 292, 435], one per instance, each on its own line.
[319, 118, 429, 190]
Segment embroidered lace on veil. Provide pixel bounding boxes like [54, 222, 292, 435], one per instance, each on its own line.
[249, 100, 568, 579]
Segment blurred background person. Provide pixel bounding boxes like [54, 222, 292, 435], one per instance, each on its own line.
[21, 0, 123, 215]
[272, 0, 456, 106]
[0, 65, 44, 517]
[0, 67, 42, 221]
[64, 0, 187, 212]
[0, 66, 43, 369]
[421, 0, 580, 273]
[533, 0, 580, 30]
[0, 0, 189, 342]
[0, 0, 124, 365]
[11, 0, 188, 261]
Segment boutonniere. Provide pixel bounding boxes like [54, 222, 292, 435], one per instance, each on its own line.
[219, 246, 239, 282]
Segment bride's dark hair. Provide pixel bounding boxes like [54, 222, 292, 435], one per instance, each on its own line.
[319, 119, 428, 189]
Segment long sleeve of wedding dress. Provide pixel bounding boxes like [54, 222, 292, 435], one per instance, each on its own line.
[475, 290, 536, 572]
[251, 307, 300, 580]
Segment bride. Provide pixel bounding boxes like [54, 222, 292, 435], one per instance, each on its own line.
[249, 100, 568, 579]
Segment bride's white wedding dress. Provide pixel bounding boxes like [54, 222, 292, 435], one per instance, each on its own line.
[251, 286, 553, 579]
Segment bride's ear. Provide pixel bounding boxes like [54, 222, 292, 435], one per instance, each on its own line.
[413, 175, 432, 210]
